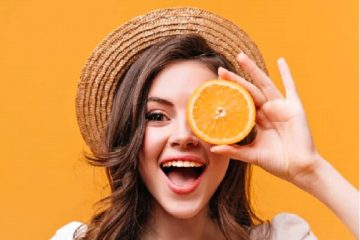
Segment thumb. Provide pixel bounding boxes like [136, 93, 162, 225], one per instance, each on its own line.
[210, 144, 258, 165]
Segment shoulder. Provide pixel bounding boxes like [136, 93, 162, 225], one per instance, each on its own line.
[250, 212, 317, 240]
[50, 221, 87, 240]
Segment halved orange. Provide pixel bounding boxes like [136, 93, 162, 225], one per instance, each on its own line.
[187, 79, 256, 145]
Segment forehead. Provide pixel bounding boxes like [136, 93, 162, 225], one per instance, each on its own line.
[148, 60, 217, 98]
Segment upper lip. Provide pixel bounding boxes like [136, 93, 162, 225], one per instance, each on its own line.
[160, 155, 207, 167]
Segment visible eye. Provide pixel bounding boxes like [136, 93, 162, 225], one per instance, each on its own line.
[145, 111, 169, 122]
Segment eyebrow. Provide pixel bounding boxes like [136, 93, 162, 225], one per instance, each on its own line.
[147, 96, 174, 107]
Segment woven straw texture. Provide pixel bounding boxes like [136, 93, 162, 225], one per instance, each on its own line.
[76, 7, 267, 153]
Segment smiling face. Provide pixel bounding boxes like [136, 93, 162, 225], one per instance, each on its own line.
[139, 60, 231, 219]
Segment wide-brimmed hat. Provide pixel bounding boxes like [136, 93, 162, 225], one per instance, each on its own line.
[76, 7, 267, 153]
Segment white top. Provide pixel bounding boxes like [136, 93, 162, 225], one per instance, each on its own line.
[50, 212, 317, 240]
[250, 212, 317, 240]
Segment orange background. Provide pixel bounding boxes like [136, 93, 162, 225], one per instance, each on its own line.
[0, 0, 358, 239]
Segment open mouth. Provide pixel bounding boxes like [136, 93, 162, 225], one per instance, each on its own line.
[160, 160, 206, 187]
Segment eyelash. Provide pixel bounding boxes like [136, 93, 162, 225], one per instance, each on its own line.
[145, 112, 169, 122]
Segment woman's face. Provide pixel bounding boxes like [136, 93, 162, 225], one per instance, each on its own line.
[139, 60, 230, 219]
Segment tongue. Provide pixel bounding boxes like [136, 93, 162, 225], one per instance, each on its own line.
[167, 168, 199, 187]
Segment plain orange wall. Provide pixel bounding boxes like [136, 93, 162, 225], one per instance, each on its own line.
[0, 0, 358, 239]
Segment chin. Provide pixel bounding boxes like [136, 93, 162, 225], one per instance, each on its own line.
[160, 198, 208, 219]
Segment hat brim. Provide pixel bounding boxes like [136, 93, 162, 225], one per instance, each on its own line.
[76, 7, 267, 153]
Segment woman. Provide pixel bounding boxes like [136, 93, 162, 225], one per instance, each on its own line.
[52, 7, 358, 240]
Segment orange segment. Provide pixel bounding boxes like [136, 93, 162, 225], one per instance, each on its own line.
[187, 79, 256, 145]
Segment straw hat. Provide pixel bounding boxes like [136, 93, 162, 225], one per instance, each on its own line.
[76, 7, 267, 153]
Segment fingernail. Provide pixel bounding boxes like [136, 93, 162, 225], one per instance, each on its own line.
[277, 57, 285, 65]
[237, 52, 246, 61]
[210, 147, 217, 152]
[218, 66, 228, 73]
[210, 146, 223, 152]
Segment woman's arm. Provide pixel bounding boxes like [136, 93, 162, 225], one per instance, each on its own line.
[294, 154, 359, 237]
[211, 52, 359, 237]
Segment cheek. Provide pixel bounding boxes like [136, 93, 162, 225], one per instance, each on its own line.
[141, 126, 168, 161]
[209, 154, 230, 184]
[139, 126, 169, 183]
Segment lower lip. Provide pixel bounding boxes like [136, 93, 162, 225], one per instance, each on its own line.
[164, 168, 206, 195]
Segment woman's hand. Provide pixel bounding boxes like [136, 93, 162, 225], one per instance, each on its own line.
[211, 52, 359, 237]
[210, 52, 320, 184]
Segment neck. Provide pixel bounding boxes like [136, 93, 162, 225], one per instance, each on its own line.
[140, 202, 225, 240]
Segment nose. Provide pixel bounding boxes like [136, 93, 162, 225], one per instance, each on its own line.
[169, 114, 199, 149]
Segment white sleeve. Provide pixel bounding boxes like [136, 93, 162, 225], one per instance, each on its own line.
[250, 212, 317, 240]
[270, 212, 317, 240]
[50, 221, 86, 240]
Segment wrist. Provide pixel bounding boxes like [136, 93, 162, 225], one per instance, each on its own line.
[290, 152, 327, 192]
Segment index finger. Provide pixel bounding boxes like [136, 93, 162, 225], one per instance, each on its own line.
[218, 66, 267, 107]
[237, 52, 283, 101]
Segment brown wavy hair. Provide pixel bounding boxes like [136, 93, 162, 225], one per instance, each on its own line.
[75, 34, 267, 240]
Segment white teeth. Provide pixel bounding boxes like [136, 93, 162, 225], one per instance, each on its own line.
[161, 160, 205, 168]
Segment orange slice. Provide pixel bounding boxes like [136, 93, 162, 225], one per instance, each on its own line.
[187, 79, 256, 145]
